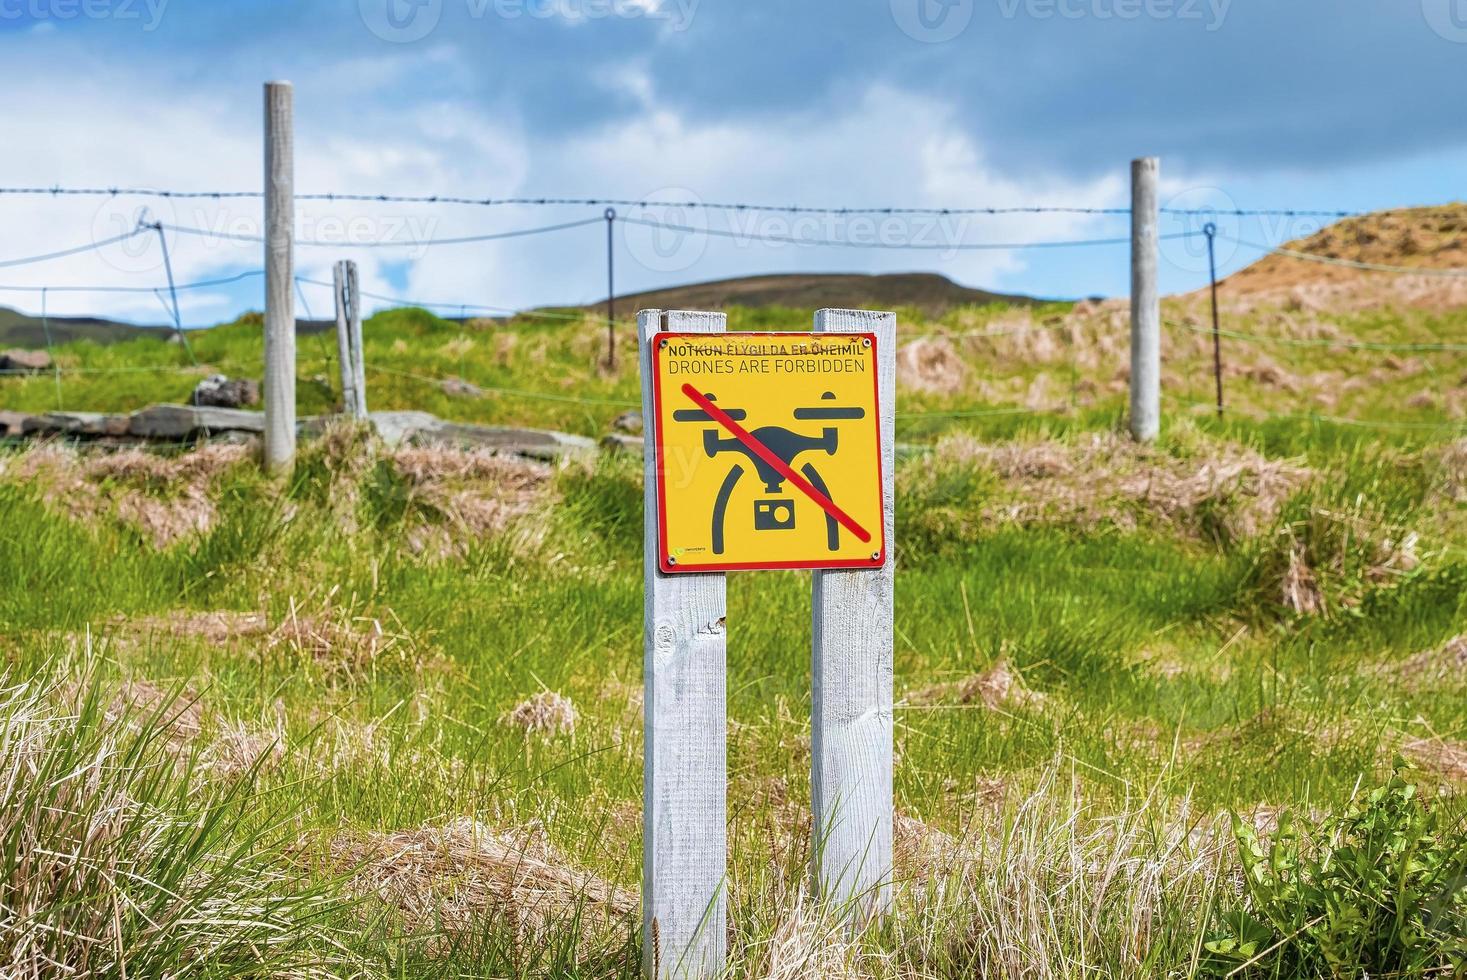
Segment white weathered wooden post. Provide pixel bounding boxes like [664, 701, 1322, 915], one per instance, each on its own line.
[263, 81, 296, 470]
[1130, 156, 1161, 442]
[332, 259, 367, 419]
[639, 309, 728, 979]
[347, 261, 367, 417]
[332, 260, 359, 419]
[811, 308, 896, 920]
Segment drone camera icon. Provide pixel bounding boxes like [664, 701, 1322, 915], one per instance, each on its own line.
[673, 391, 867, 554]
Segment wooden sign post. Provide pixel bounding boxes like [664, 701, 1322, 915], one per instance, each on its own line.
[639, 309, 729, 980]
[810, 309, 896, 918]
[640, 308, 896, 977]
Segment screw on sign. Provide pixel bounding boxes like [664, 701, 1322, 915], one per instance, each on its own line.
[650, 332, 887, 573]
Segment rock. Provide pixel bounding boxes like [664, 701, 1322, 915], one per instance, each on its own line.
[439, 376, 484, 399]
[128, 405, 265, 440]
[21, 412, 129, 438]
[365, 411, 441, 447]
[611, 410, 643, 434]
[0, 403, 592, 462]
[0, 411, 27, 437]
[192, 374, 260, 409]
[366, 411, 595, 461]
[0, 349, 52, 372]
[600, 433, 643, 455]
[417, 422, 596, 462]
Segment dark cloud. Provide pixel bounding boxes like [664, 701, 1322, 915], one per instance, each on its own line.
[35, 0, 1462, 180]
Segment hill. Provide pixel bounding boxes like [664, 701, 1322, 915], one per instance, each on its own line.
[0, 307, 174, 348]
[0, 308, 341, 350]
[581, 271, 1042, 318]
[1215, 203, 1467, 312]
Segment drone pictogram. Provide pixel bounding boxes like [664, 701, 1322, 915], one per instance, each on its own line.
[673, 385, 868, 555]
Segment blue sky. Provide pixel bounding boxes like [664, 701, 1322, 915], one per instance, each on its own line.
[2, 0, 1465, 325]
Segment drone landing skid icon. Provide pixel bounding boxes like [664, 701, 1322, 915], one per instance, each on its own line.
[672, 391, 866, 556]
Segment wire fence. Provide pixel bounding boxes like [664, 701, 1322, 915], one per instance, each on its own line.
[0, 181, 1463, 438]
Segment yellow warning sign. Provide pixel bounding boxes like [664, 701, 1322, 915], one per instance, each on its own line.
[650, 331, 886, 573]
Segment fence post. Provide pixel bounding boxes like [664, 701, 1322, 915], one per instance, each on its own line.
[811, 308, 896, 921]
[1205, 222, 1223, 419]
[263, 81, 296, 470]
[1130, 156, 1160, 442]
[332, 260, 358, 418]
[346, 260, 367, 417]
[639, 308, 728, 980]
[605, 207, 617, 370]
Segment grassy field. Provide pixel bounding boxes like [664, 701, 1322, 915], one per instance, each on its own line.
[0, 293, 1464, 977]
[4, 291, 1465, 437]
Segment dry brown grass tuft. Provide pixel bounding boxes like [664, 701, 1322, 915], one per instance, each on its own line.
[328, 817, 635, 942]
[892, 811, 962, 884]
[60, 669, 289, 780]
[1434, 438, 1467, 504]
[745, 898, 860, 980]
[1, 443, 251, 547]
[1, 676, 343, 978]
[910, 433, 1308, 542]
[1402, 737, 1467, 783]
[386, 445, 552, 556]
[906, 661, 1044, 711]
[206, 700, 288, 778]
[727, 762, 1230, 979]
[99, 598, 431, 679]
[1378, 635, 1467, 689]
[84, 677, 207, 752]
[267, 591, 429, 679]
[1281, 538, 1326, 615]
[110, 608, 270, 645]
[501, 691, 578, 736]
[895, 336, 969, 394]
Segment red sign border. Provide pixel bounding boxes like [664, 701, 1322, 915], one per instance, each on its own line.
[650, 330, 887, 574]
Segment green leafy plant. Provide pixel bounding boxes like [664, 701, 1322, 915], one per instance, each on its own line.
[1204, 764, 1467, 978]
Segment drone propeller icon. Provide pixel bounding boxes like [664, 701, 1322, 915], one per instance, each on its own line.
[672, 385, 869, 555]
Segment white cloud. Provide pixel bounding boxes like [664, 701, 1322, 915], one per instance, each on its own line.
[0, 45, 529, 324]
[464, 84, 1126, 307]
[0, 42, 1122, 327]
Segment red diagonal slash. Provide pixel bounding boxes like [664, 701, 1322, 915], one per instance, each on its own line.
[681, 383, 872, 544]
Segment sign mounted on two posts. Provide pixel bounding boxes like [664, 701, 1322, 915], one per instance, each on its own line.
[639, 311, 896, 980]
[650, 331, 887, 573]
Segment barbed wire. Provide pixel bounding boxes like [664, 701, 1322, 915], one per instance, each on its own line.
[1169, 396, 1465, 431]
[0, 216, 1169, 273]
[903, 319, 1082, 345]
[1165, 318, 1467, 353]
[0, 185, 1365, 218]
[365, 364, 639, 408]
[292, 276, 612, 327]
[616, 215, 1201, 251]
[167, 215, 1195, 252]
[0, 363, 227, 377]
[0, 270, 265, 294]
[898, 405, 1062, 420]
[0, 227, 149, 270]
[162, 216, 605, 248]
[367, 362, 1073, 420]
[1219, 233, 1467, 278]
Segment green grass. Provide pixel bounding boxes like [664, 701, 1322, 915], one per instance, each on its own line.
[6, 295, 1464, 442]
[0, 301, 1463, 977]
